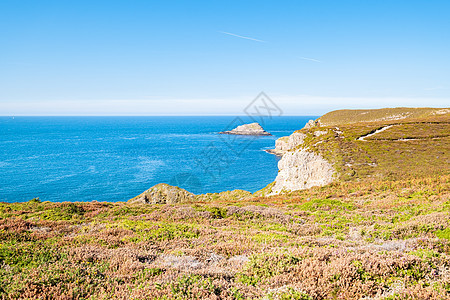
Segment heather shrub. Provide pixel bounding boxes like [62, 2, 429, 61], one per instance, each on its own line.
[237, 252, 304, 286]
[193, 205, 227, 219]
[0, 172, 448, 299]
[435, 227, 450, 240]
[267, 287, 313, 300]
[40, 202, 86, 221]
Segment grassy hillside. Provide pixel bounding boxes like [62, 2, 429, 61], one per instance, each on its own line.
[292, 110, 450, 182]
[0, 175, 449, 299]
[0, 108, 448, 299]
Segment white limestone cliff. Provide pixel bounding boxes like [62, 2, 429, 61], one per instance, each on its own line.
[265, 132, 306, 156]
[270, 149, 335, 194]
[265, 119, 335, 194]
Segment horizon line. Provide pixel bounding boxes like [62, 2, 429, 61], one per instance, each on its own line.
[0, 114, 320, 117]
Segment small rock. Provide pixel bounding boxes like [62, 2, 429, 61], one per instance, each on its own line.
[158, 255, 203, 270]
[206, 252, 225, 263]
[228, 255, 249, 266]
[314, 130, 328, 137]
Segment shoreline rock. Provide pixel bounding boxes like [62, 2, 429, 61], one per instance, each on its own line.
[264, 148, 284, 156]
[219, 122, 271, 136]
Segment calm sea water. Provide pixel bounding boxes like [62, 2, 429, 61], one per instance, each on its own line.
[0, 116, 314, 202]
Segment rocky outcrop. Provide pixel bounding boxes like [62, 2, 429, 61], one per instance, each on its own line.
[219, 123, 271, 135]
[128, 183, 195, 204]
[303, 119, 317, 129]
[270, 149, 335, 194]
[266, 119, 321, 156]
[265, 132, 306, 156]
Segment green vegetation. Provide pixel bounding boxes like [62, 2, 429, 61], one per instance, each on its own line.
[0, 173, 448, 299]
[435, 228, 450, 240]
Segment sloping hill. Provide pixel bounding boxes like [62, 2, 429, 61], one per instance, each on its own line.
[316, 107, 449, 127]
[303, 109, 449, 181]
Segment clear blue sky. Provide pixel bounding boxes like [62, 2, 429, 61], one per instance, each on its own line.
[1, 0, 449, 115]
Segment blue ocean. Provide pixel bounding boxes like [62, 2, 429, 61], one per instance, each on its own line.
[0, 116, 314, 202]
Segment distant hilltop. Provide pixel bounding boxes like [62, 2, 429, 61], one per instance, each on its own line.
[315, 107, 450, 127]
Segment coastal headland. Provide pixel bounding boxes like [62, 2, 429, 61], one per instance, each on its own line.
[1, 107, 449, 299]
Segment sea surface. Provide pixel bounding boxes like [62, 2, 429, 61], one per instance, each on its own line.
[0, 116, 315, 202]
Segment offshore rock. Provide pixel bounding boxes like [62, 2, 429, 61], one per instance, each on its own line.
[219, 122, 271, 136]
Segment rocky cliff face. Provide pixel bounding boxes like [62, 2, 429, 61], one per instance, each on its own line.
[128, 183, 195, 204]
[270, 149, 335, 194]
[266, 132, 306, 156]
[265, 120, 335, 194]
